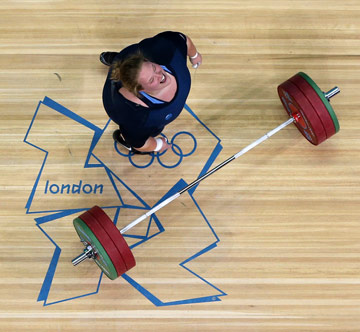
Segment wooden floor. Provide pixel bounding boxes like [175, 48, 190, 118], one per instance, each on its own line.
[1, 1, 360, 331]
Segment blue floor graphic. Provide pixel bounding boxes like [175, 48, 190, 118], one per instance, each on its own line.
[24, 97, 227, 306]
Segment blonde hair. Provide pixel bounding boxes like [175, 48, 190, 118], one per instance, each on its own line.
[110, 53, 148, 96]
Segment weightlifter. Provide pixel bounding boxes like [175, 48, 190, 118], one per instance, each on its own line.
[101, 31, 202, 154]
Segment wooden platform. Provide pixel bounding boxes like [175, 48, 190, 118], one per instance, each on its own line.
[1, 1, 360, 331]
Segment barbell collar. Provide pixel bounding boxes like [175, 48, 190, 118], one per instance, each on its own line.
[72, 245, 95, 266]
[324, 87, 340, 101]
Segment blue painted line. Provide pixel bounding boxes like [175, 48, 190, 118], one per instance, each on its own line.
[143, 179, 189, 235]
[43, 273, 103, 306]
[188, 141, 223, 196]
[148, 214, 164, 234]
[43, 291, 98, 306]
[83, 121, 112, 168]
[122, 273, 224, 306]
[37, 225, 61, 303]
[180, 244, 227, 297]
[34, 209, 86, 225]
[27, 208, 83, 216]
[122, 274, 163, 306]
[23, 101, 49, 211]
[160, 178, 187, 201]
[184, 103, 221, 141]
[37, 246, 61, 303]
[84, 152, 106, 168]
[189, 191, 220, 243]
[41, 96, 104, 170]
[111, 206, 163, 241]
[24, 100, 42, 142]
[105, 167, 150, 209]
[112, 207, 121, 227]
[181, 262, 227, 297]
[24, 151, 48, 211]
[120, 205, 148, 211]
[181, 242, 217, 266]
[156, 296, 222, 306]
[42, 97, 101, 132]
[121, 233, 147, 240]
[85, 133, 104, 168]
[145, 214, 154, 238]
[127, 228, 164, 249]
[105, 168, 126, 206]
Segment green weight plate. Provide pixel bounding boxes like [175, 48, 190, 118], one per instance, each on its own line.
[73, 217, 118, 280]
[297, 72, 340, 132]
[79, 211, 128, 277]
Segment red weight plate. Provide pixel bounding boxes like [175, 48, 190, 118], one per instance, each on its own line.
[298, 72, 340, 132]
[87, 206, 136, 271]
[278, 80, 327, 145]
[289, 73, 336, 139]
[78, 211, 128, 277]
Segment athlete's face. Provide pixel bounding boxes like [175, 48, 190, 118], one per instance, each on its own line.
[137, 62, 170, 93]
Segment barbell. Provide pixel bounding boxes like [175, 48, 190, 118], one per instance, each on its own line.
[71, 72, 340, 280]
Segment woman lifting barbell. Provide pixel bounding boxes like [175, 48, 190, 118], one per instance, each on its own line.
[101, 31, 202, 154]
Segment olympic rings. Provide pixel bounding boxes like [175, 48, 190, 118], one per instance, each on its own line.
[156, 143, 183, 169]
[114, 131, 197, 169]
[128, 152, 155, 169]
[114, 141, 155, 168]
[171, 131, 197, 157]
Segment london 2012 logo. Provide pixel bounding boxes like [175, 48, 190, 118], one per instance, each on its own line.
[24, 96, 227, 306]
